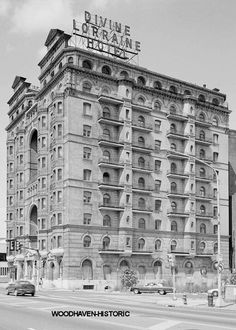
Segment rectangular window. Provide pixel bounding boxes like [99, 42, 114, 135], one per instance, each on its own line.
[58, 236, 62, 248]
[126, 237, 131, 247]
[83, 191, 92, 203]
[155, 180, 161, 193]
[57, 169, 62, 181]
[155, 160, 161, 172]
[19, 190, 23, 200]
[126, 109, 130, 119]
[154, 120, 161, 132]
[58, 102, 63, 114]
[19, 173, 23, 182]
[42, 157, 46, 168]
[42, 239, 46, 250]
[41, 198, 46, 209]
[213, 152, 219, 162]
[57, 124, 62, 137]
[9, 146, 13, 155]
[83, 169, 91, 181]
[83, 125, 91, 137]
[58, 213, 62, 225]
[41, 218, 46, 229]
[9, 163, 13, 172]
[213, 134, 219, 144]
[19, 136, 24, 146]
[83, 213, 91, 225]
[58, 146, 63, 158]
[19, 209, 23, 218]
[83, 102, 92, 116]
[155, 219, 161, 230]
[9, 179, 13, 189]
[83, 147, 91, 159]
[155, 140, 161, 152]
[126, 194, 130, 203]
[58, 191, 62, 203]
[19, 155, 23, 164]
[42, 137, 46, 148]
[42, 177, 46, 188]
[9, 196, 13, 205]
[42, 116, 46, 128]
[155, 200, 161, 211]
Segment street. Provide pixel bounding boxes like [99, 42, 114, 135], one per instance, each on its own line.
[0, 289, 235, 330]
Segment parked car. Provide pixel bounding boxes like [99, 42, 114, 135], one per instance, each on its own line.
[207, 288, 219, 297]
[6, 280, 35, 296]
[130, 282, 173, 295]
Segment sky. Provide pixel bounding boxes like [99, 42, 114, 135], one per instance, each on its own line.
[0, 0, 236, 237]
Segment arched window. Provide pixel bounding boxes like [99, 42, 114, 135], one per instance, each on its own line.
[155, 239, 161, 251]
[138, 157, 145, 168]
[82, 82, 92, 93]
[169, 85, 177, 94]
[103, 150, 110, 162]
[119, 260, 129, 271]
[103, 107, 110, 118]
[103, 215, 111, 227]
[170, 123, 176, 133]
[198, 94, 205, 102]
[137, 96, 145, 105]
[200, 186, 206, 196]
[138, 177, 145, 188]
[102, 65, 111, 75]
[153, 101, 161, 111]
[68, 57, 74, 64]
[199, 130, 205, 140]
[103, 193, 110, 205]
[138, 136, 145, 146]
[153, 260, 162, 278]
[170, 143, 176, 151]
[200, 223, 206, 234]
[102, 236, 110, 250]
[138, 218, 145, 229]
[83, 235, 91, 247]
[199, 112, 205, 122]
[138, 115, 145, 127]
[138, 197, 146, 209]
[120, 70, 129, 78]
[212, 116, 218, 126]
[184, 90, 191, 95]
[199, 241, 206, 251]
[171, 182, 177, 192]
[103, 128, 110, 139]
[82, 60, 92, 70]
[171, 201, 177, 210]
[137, 76, 146, 86]
[184, 261, 194, 275]
[200, 205, 206, 214]
[199, 149, 205, 159]
[103, 172, 110, 183]
[199, 168, 205, 177]
[171, 163, 177, 173]
[171, 240, 177, 251]
[213, 243, 218, 254]
[169, 105, 176, 114]
[212, 98, 219, 106]
[153, 81, 162, 90]
[171, 221, 177, 232]
[138, 238, 145, 250]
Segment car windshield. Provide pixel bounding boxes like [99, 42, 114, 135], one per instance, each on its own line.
[17, 281, 31, 285]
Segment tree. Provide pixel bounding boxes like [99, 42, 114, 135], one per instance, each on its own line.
[120, 269, 138, 289]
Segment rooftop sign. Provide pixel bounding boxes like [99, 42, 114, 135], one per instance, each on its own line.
[73, 11, 141, 60]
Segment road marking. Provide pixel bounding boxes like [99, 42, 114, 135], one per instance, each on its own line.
[149, 320, 182, 330]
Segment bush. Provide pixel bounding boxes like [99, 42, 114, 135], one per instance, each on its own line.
[120, 269, 138, 289]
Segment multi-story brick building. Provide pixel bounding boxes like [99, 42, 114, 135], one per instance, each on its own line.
[6, 28, 230, 290]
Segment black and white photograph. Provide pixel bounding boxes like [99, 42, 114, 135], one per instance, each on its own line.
[0, 0, 236, 329]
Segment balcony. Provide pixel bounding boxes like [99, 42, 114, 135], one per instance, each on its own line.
[166, 170, 189, 179]
[195, 137, 212, 146]
[166, 130, 189, 140]
[195, 194, 213, 201]
[167, 189, 189, 198]
[132, 162, 153, 172]
[132, 250, 153, 255]
[98, 135, 124, 147]
[132, 184, 154, 194]
[167, 208, 190, 217]
[195, 211, 213, 219]
[98, 157, 124, 168]
[132, 143, 153, 153]
[132, 206, 153, 214]
[98, 113, 124, 126]
[132, 122, 152, 132]
[98, 94, 123, 105]
[195, 155, 213, 163]
[195, 175, 213, 182]
[131, 103, 152, 113]
[98, 180, 124, 190]
[98, 203, 124, 211]
[195, 119, 211, 127]
[98, 249, 124, 254]
[166, 112, 188, 122]
[166, 150, 188, 159]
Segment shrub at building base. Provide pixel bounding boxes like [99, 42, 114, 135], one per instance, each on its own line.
[120, 269, 138, 290]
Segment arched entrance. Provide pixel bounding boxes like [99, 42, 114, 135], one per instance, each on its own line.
[153, 260, 162, 281]
[82, 259, 93, 280]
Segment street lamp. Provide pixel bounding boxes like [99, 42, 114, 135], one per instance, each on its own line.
[171, 151, 223, 307]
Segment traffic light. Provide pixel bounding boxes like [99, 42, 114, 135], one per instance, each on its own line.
[10, 240, 15, 251]
[16, 241, 21, 251]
